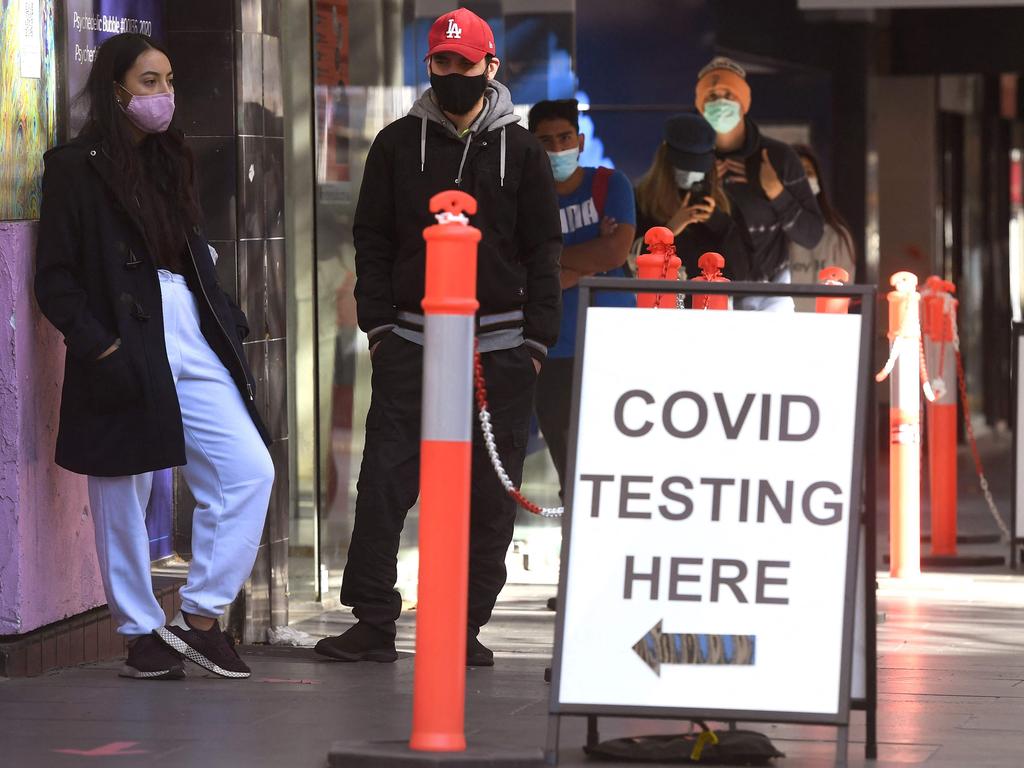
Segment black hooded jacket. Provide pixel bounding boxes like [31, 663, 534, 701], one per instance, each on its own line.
[352, 80, 562, 359]
[717, 118, 824, 281]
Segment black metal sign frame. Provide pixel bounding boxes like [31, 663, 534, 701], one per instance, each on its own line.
[1011, 322, 1024, 569]
[545, 278, 878, 766]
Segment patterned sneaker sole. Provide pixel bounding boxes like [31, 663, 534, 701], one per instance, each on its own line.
[119, 664, 186, 680]
[155, 628, 251, 679]
[314, 645, 398, 663]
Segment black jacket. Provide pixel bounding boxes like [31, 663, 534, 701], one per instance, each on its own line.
[352, 84, 562, 359]
[717, 118, 824, 281]
[34, 136, 269, 477]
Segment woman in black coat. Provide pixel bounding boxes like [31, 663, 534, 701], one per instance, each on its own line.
[34, 33, 273, 681]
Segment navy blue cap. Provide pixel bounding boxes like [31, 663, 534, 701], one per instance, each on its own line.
[664, 113, 716, 173]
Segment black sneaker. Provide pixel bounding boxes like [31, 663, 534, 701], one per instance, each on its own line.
[314, 622, 397, 663]
[154, 612, 251, 679]
[119, 634, 185, 680]
[466, 634, 494, 667]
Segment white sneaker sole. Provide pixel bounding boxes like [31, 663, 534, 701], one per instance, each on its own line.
[155, 628, 250, 679]
[118, 664, 185, 680]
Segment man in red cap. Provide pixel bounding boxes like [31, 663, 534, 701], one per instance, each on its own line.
[315, 8, 561, 668]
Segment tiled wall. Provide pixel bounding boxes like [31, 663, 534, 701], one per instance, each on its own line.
[164, 0, 289, 641]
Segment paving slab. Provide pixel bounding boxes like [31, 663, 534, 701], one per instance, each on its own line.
[2, 571, 1024, 767]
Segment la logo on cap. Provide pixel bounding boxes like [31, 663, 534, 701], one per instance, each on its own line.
[445, 18, 462, 39]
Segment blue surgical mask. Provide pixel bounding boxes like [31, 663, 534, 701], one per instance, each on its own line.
[673, 169, 706, 190]
[547, 148, 580, 182]
[703, 98, 742, 134]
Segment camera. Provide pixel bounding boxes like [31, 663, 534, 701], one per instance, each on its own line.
[685, 178, 712, 202]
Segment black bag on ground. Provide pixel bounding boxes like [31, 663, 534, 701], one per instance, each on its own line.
[583, 724, 785, 765]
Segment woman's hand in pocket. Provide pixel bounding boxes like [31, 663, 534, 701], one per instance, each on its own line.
[96, 339, 121, 360]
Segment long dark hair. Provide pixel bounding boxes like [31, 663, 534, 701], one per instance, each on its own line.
[792, 144, 854, 259]
[78, 33, 200, 238]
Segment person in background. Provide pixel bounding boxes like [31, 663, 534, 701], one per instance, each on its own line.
[528, 98, 635, 502]
[788, 144, 857, 311]
[695, 56, 824, 311]
[34, 33, 274, 681]
[634, 112, 750, 282]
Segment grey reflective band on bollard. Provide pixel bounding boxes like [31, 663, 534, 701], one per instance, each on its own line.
[422, 315, 475, 442]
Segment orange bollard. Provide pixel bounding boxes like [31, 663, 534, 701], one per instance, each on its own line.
[921, 276, 959, 557]
[815, 266, 851, 314]
[409, 190, 481, 752]
[635, 226, 681, 309]
[691, 252, 731, 310]
[877, 271, 922, 579]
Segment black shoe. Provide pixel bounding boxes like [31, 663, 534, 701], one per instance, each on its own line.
[155, 612, 251, 679]
[314, 622, 398, 663]
[119, 634, 185, 680]
[466, 634, 494, 667]
[546, 596, 558, 611]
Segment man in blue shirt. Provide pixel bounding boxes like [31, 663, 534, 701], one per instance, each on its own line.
[528, 99, 636, 500]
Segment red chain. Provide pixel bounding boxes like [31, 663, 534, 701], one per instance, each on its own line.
[652, 243, 675, 309]
[472, 342, 488, 412]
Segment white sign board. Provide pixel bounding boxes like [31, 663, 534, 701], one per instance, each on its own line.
[554, 308, 865, 721]
[1016, 330, 1024, 543]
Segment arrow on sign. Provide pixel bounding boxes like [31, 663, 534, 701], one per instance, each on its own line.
[53, 742, 149, 757]
[632, 620, 756, 676]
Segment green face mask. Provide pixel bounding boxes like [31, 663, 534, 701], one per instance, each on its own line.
[703, 98, 742, 134]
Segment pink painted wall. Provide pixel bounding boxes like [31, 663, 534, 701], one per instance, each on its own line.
[0, 221, 105, 636]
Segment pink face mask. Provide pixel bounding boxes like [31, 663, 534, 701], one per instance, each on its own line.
[117, 83, 175, 134]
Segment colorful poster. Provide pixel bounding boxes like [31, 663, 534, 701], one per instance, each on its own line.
[20, 0, 42, 79]
[0, 0, 57, 220]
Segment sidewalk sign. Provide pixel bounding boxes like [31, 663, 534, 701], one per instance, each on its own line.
[546, 278, 877, 765]
[1011, 322, 1024, 567]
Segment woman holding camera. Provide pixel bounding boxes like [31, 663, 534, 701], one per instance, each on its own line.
[634, 113, 750, 281]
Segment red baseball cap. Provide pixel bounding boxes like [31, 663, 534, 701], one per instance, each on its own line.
[424, 8, 496, 64]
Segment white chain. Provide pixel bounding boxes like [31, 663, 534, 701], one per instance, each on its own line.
[951, 314, 1011, 541]
[476, 402, 563, 518]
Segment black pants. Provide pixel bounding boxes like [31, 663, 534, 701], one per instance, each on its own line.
[533, 356, 575, 500]
[340, 333, 536, 637]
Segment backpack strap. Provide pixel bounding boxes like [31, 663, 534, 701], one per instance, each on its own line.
[592, 166, 614, 219]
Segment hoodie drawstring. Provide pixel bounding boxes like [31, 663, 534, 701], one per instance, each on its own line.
[454, 133, 472, 187]
[420, 116, 509, 188]
[500, 126, 506, 188]
[420, 116, 427, 173]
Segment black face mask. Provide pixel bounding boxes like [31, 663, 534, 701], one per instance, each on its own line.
[430, 72, 488, 116]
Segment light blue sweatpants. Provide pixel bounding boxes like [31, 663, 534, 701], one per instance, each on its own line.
[88, 270, 274, 636]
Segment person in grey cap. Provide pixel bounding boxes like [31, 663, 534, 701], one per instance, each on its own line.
[635, 112, 751, 281]
[696, 56, 823, 310]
